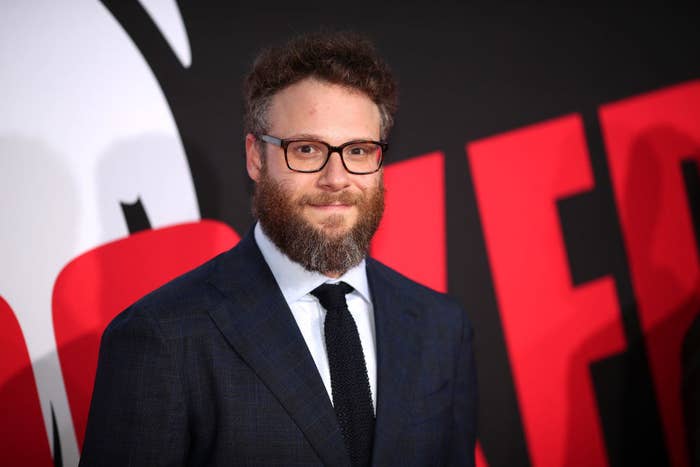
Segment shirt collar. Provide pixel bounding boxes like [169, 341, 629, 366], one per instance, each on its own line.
[254, 222, 371, 305]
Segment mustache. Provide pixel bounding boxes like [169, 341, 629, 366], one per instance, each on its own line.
[299, 191, 362, 206]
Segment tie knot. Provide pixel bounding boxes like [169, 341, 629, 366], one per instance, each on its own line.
[311, 282, 354, 311]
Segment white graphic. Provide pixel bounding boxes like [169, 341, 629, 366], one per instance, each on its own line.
[0, 2, 196, 464]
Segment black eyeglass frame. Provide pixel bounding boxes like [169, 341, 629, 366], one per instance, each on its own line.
[257, 134, 387, 174]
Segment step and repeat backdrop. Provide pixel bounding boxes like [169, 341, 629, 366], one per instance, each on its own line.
[2, 2, 699, 466]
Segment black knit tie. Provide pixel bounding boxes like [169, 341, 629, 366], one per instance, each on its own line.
[311, 282, 374, 467]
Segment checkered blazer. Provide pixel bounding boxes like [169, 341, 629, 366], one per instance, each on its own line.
[80, 230, 477, 466]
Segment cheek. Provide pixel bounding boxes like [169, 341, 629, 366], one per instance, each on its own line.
[278, 176, 317, 203]
[356, 173, 383, 193]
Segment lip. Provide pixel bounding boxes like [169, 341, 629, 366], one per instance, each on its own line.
[307, 203, 352, 211]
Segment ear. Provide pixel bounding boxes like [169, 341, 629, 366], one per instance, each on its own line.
[245, 133, 263, 182]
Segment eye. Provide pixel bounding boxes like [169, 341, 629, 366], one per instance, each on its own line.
[345, 143, 379, 158]
[298, 144, 314, 153]
[289, 141, 324, 156]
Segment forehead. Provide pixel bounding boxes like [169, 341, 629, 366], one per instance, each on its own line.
[267, 78, 381, 141]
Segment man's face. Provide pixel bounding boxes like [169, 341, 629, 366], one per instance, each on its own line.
[246, 78, 385, 276]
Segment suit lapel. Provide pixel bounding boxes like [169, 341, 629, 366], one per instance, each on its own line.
[206, 231, 350, 467]
[367, 259, 424, 466]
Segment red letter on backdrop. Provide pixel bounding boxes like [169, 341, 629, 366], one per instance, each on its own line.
[468, 115, 626, 466]
[0, 296, 53, 465]
[371, 151, 447, 293]
[599, 80, 700, 467]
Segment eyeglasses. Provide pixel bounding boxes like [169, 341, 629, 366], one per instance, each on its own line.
[258, 134, 387, 174]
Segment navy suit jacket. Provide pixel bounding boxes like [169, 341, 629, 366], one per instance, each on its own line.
[80, 230, 477, 466]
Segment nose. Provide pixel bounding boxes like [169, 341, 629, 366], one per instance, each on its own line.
[317, 151, 350, 190]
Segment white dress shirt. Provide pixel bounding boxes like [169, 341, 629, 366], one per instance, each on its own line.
[254, 223, 377, 411]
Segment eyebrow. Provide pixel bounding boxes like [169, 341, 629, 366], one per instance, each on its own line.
[284, 133, 379, 142]
[285, 133, 324, 140]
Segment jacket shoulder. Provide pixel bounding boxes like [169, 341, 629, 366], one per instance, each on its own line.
[104, 247, 233, 340]
[366, 257, 463, 310]
[366, 257, 472, 345]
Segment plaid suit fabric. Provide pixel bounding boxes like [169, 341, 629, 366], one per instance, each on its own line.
[80, 230, 476, 466]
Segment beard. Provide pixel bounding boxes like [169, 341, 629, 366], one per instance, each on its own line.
[252, 168, 385, 275]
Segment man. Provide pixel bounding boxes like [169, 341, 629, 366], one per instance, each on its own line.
[80, 32, 476, 466]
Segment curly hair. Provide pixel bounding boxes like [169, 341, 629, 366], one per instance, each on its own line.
[243, 31, 398, 140]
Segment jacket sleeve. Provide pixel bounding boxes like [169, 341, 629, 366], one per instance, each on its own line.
[448, 305, 478, 467]
[79, 306, 188, 466]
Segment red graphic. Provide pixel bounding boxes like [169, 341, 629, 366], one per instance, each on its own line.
[475, 442, 488, 467]
[600, 80, 700, 467]
[468, 115, 627, 466]
[53, 220, 239, 447]
[0, 296, 53, 465]
[371, 151, 447, 292]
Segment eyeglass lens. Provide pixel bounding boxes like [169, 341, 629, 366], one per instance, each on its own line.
[286, 141, 382, 173]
